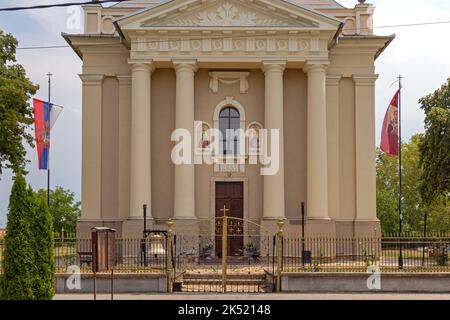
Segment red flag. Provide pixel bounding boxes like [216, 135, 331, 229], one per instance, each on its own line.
[380, 90, 400, 156]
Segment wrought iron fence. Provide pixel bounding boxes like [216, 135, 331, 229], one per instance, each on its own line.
[0, 235, 448, 276]
[54, 237, 168, 274]
[282, 236, 450, 273]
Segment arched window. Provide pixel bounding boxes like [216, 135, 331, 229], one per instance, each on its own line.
[219, 107, 240, 155]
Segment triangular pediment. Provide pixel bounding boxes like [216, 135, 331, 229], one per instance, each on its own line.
[143, 1, 318, 28]
[117, 0, 342, 30]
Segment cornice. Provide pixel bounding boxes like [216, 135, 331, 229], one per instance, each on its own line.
[326, 74, 343, 86]
[261, 61, 287, 73]
[173, 59, 199, 73]
[352, 74, 379, 86]
[303, 60, 330, 73]
[79, 74, 105, 85]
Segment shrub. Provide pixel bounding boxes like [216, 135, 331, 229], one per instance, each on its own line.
[1, 174, 35, 300]
[30, 192, 55, 300]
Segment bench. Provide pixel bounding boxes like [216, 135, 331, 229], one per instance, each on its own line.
[78, 252, 93, 267]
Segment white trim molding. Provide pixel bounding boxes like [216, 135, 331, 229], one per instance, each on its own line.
[213, 96, 246, 123]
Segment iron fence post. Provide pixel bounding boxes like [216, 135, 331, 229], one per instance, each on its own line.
[222, 214, 228, 293]
[276, 219, 285, 292]
[166, 219, 174, 293]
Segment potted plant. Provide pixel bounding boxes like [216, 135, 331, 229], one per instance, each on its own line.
[244, 242, 258, 259]
[201, 242, 213, 258]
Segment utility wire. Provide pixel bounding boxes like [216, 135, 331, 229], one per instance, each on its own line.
[15, 19, 450, 51]
[0, 0, 130, 12]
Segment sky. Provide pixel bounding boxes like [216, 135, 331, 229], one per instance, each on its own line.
[0, 0, 450, 227]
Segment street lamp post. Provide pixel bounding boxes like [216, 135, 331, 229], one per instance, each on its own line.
[301, 202, 306, 267]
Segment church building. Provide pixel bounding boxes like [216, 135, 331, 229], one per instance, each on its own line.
[64, 0, 394, 239]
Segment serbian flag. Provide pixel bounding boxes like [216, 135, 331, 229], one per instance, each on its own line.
[380, 90, 400, 156]
[33, 98, 63, 170]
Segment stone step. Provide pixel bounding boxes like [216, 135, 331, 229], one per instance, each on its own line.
[183, 279, 266, 285]
[183, 273, 266, 280]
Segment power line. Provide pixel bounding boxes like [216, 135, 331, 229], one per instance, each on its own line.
[0, 1, 129, 12]
[15, 19, 450, 51]
[373, 20, 450, 29]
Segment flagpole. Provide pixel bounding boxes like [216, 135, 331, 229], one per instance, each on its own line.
[398, 75, 404, 270]
[47, 72, 52, 208]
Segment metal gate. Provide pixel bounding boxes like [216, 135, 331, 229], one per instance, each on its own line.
[166, 214, 285, 293]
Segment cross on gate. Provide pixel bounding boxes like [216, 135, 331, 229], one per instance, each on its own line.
[220, 205, 230, 217]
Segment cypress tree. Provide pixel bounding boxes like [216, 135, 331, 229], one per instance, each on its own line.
[1, 173, 35, 300]
[30, 191, 55, 300]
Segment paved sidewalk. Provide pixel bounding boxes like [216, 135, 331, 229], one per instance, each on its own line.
[54, 293, 450, 300]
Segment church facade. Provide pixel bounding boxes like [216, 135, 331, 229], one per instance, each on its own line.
[65, 0, 394, 238]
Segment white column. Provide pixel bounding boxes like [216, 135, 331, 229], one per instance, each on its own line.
[79, 74, 104, 221]
[326, 75, 342, 220]
[173, 60, 197, 219]
[303, 62, 330, 220]
[117, 75, 132, 220]
[353, 74, 378, 221]
[262, 61, 286, 219]
[129, 61, 154, 219]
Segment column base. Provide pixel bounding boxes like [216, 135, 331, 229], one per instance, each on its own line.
[335, 220, 381, 238]
[354, 220, 381, 238]
[259, 218, 290, 236]
[172, 218, 200, 236]
[304, 218, 336, 237]
[77, 220, 124, 238]
[122, 218, 154, 238]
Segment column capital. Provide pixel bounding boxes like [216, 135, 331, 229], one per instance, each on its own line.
[116, 74, 132, 85]
[79, 74, 104, 85]
[326, 74, 342, 86]
[303, 60, 329, 73]
[173, 59, 198, 73]
[128, 59, 155, 72]
[261, 61, 286, 74]
[352, 74, 379, 86]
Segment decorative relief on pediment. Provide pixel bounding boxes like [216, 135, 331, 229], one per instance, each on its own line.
[175, 2, 287, 27]
[142, 2, 318, 28]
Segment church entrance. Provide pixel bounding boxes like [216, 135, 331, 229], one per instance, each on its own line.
[170, 181, 277, 293]
[215, 182, 244, 257]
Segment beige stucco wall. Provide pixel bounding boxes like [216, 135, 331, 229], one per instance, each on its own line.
[101, 77, 120, 221]
[77, 55, 378, 237]
[194, 69, 266, 224]
[338, 78, 357, 221]
[151, 69, 176, 222]
[79, 64, 369, 230]
[284, 70, 308, 221]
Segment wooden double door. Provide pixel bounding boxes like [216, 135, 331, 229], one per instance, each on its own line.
[215, 182, 244, 257]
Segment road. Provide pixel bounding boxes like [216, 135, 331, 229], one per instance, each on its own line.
[53, 293, 450, 300]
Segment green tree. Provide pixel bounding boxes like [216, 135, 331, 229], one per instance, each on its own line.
[0, 30, 39, 176]
[427, 201, 450, 235]
[1, 173, 35, 300]
[36, 187, 80, 235]
[376, 135, 425, 234]
[376, 189, 398, 234]
[30, 190, 55, 300]
[419, 78, 450, 205]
